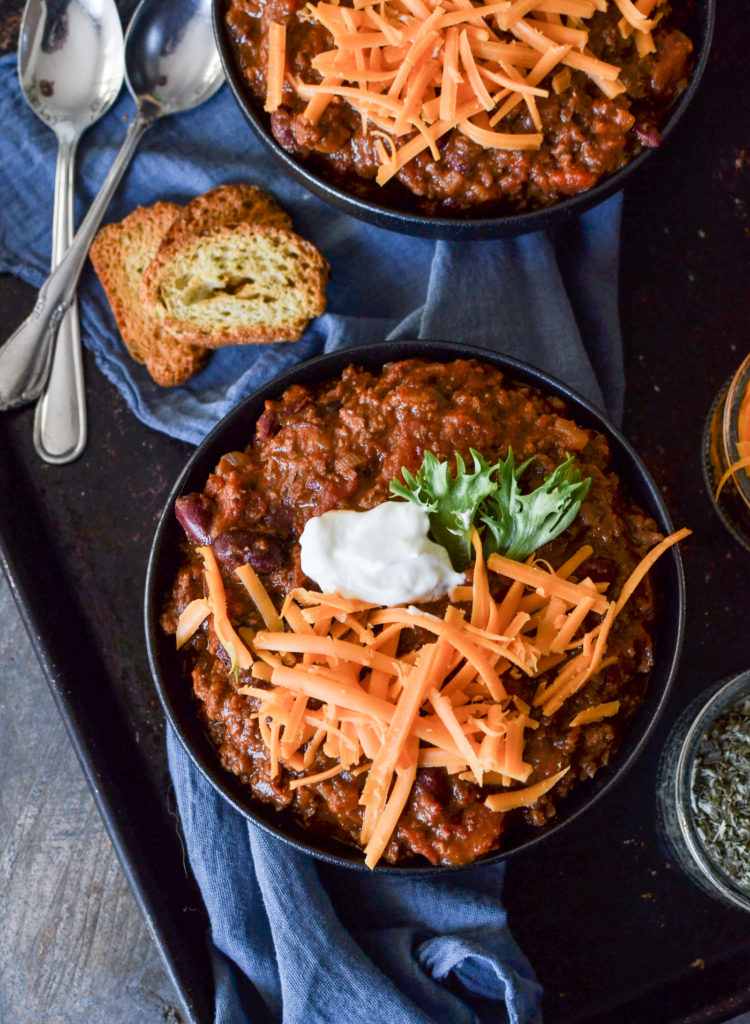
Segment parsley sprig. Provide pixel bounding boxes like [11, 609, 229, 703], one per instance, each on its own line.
[390, 448, 591, 571]
[390, 450, 497, 572]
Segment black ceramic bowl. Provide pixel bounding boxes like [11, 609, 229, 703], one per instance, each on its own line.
[212, 0, 714, 239]
[145, 340, 686, 872]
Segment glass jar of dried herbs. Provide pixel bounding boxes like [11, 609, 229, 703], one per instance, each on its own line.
[657, 669, 750, 912]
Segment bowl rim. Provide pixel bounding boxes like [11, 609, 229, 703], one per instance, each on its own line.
[145, 339, 686, 873]
[211, 0, 715, 240]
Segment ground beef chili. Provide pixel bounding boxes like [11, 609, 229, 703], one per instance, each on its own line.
[161, 359, 665, 866]
[223, 0, 693, 216]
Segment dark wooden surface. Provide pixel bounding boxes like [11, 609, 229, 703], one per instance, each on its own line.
[1, 0, 750, 1022]
[0, 571, 184, 1024]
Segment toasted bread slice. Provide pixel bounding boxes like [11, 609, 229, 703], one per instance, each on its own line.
[141, 222, 329, 348]
[89, 203, 209, 386]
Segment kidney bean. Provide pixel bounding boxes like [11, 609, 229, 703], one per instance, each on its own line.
[445, 147, 473, 174]
[213, 530, 283, 572]
[255, 408, 278, 439]
[415, 767, 450, 806]
[269, 110, 297, 152]
[175, 493, 213, 545]
[634, 124, 662, 148]
[264, 507, 294, 541]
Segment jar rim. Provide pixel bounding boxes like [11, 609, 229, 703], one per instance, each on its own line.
[722, 351, 750, 511]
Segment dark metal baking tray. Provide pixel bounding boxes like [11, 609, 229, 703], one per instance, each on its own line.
[2, 0, 750, 1020]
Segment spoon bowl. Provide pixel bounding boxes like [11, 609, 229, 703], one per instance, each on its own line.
[125, 0, 225, 116]
[19, 0, 124, 140]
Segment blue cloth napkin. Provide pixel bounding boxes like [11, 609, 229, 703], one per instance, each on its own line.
[0, 48, 627, 1024]
[168, 730, 544, 1024]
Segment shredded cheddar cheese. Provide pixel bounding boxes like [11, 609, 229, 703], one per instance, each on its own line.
[176, 598, 210, 649]
[568, 700, 620, 726]
[264, 22, 287, 112]
[178, 526, 689, 867]
[264, 0, 666, 184]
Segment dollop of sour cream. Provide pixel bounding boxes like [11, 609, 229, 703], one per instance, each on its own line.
[299, 501, 464, 605]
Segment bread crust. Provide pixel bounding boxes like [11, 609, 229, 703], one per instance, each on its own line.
[161, 183, 293, 244]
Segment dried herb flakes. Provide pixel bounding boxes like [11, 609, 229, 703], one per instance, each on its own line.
[691, 694, 750, 891]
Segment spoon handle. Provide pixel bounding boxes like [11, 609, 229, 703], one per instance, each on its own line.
[0, 111, 152, 410]
[33, 135, 87, 464]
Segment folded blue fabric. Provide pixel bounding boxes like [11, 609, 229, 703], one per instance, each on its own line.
[1, 48, 627, 1024]
[168, 729, 544, 1024]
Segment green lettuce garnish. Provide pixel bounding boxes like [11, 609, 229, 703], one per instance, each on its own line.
[389, 448, 591, 571]
[390, 450, 497, 571]
[479, 451, 591, 562]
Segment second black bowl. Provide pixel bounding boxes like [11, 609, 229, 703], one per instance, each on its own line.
[145, 340, 686, 872]
[212, 0, 714, 239]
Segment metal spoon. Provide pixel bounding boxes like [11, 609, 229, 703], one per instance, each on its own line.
[19, 0, 125, 464]
[0, 0, 224, 411]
